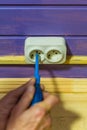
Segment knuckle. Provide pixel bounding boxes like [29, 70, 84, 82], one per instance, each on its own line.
[35, 105, 46, 118]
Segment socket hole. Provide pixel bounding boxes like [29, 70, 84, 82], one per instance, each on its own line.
[53, 50, 58, 54]
[29, 50, 44, 63]
[48, 54, 50, 58]
[46, 50, 63, 63]
[36, 51, 41, 54]
[31, 54, 34, 57]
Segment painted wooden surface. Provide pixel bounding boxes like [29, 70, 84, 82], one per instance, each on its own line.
[0, 36, 87, 64]
[0, 2, 87, 130]
[0, 0, 87, 5]
[0, 78, 87, 130]
[0, 6, 87, 35]
[0, 78, 87, 93]
[0, 65, 87, 78]
[0, 36, 87, 55]
[0, 55, 87, 64]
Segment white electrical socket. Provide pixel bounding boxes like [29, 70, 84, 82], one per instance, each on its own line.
[24, 37, 67, 64]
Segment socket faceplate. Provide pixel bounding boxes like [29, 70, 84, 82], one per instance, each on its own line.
[24, 37, 67, 64]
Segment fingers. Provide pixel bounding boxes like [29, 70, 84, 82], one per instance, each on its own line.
[12, 78, 35, 95]
[11, 85, 35, 116]
[43, 91, 50, 99]
[27, 78, 36, 86]
[44, 94, 59, 111]
[39, 114, 52, 130]
[0, 78, 35, 115]
[41, 84, 50, 99]
[26, 94, 58, 121]
[40, 84, 45, 91]
[37, 95, 59, 112]
[3, 78, 35, 101]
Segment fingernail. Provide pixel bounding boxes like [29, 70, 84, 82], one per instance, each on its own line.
[30, 78, 35, 83]
[28, 86, 34, 92]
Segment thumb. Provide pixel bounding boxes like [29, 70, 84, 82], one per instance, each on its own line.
[37, 95, 58, 112]
[12, 85, 35, 116]
[1, 78, 35, 103]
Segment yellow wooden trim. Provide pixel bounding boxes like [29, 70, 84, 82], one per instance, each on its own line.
[0, 55, 87, 64]
[0, 78, 87, 93]
[0, 78, 87, 130]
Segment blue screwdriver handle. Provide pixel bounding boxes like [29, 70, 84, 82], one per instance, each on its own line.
[30, 81, 43, 106]
[30, 53, 43, 106]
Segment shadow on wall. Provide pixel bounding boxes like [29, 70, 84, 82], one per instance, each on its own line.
[40, 65, 80, 130]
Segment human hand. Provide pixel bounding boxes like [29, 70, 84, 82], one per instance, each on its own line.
[6, 82, 58, 130]
[0, 78, 36, 130]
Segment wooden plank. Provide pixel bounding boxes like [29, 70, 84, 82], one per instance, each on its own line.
[0, 65, 87, 78]
[51, 101, 87, 130]
[0, 78, 87, 130]
[0, 36, 87, 55]
[0, 78, 87, 93]
[51, 101, 87, 117]
[0, 6, 87, 35]
[0, 55, 87, 64]
[0, 0, 87, 5]
[52, 116, 86, 130]
[0, 93, 86, 130]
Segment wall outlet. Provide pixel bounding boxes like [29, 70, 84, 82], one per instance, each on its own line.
[24, 37, 67, 64]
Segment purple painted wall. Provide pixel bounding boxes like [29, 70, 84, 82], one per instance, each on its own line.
[0, 36, 87, 56]
[0, 65, 87, 78]
[0, 3, 86, 78]
[0, 0, 87, 5]
[0, 6, 87, 35]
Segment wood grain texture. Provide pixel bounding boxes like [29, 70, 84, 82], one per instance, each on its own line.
[0, 55, 87, 64]
[0, 6, 87, 35]
[0, 78, 87, 93]
[0, 65, 87, 78]
[0, 78, 87, 130]
[0, 2, 86, 130]
[0, 36, 87, 55]
[0, 0, 87, 5]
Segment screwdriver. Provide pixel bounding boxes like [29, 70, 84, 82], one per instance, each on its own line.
[30, 53, 43, 106]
